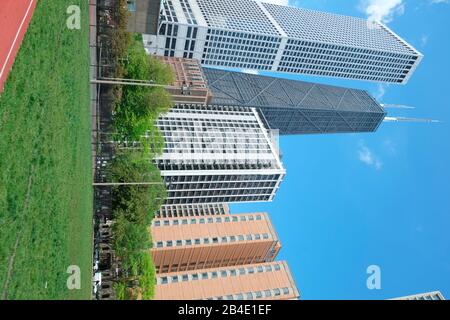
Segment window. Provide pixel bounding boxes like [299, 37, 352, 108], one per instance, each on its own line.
[160, 277, 168, 285]
[154, 221, 161, 227]
[127, 0, 136, 12]
[182, 275, 189, 282]
[221, 270, 228, 278]
[172, 276, 178, 283]
[192, 274, 199, 281]
[211, 272, 218, 279]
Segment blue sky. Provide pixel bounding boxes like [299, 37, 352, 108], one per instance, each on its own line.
[230, 0, 450, 300]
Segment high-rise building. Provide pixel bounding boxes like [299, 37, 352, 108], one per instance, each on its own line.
[154, 261, 299, 300]
[126, 0, 161, 34]
[157, 203, 230, 218]
[156, 56, 212, 104]
[203, 67, 386, 135]
[144, 0, 422, 84]
[151, 212, 281, 273]
[154, 104, 285, 205]
[392, 291, 445, 301]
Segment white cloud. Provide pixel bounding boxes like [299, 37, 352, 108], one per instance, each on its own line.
[358, 142, 383, 170]
[374, 84, 388, 101]
[359, 0, 405, 23]
[430, 0, 448, 4]
[420, 34, 429, 47]
[383, 139, 397, 155]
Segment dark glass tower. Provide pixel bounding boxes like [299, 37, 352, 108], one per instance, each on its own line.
[202, 67, 386, 135]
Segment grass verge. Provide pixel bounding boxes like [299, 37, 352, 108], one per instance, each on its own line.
[0, 1, 92, 299]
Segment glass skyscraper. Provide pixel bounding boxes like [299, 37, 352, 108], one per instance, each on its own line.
[144, 0, 422, 84]
[202, 67, 386, 135]
[154, 104, 285, 205]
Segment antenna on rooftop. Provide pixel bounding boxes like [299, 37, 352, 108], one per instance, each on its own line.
[381, 104, 415, 109]
[383, 116, 441, 123]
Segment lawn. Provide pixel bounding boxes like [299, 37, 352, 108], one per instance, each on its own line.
[0, 1, 92, 299]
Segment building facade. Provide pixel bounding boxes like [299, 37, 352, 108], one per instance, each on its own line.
[157, 56, 212, 104]
[392, 291, 445, 300]
[151, 212, 281, 273]
[144, 0, 422, 84]
[126, 0, 162, 34]
[154, 104, 285, 205]
[203, 67, 386, 135]
[154, 261, 299, 300]
[157, 203, 230, 218]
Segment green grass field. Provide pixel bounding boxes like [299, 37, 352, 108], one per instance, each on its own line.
[0, 1, 92, 299]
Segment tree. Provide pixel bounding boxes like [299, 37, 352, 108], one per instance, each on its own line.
[109, 150, 166, 225]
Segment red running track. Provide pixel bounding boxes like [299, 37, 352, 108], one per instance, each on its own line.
[0, 0, 37, 92]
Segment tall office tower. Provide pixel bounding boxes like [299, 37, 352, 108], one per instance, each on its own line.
[154, 261, 299, 300]
[203, 67, 386, 135]
[143, 0, 422, 84]
[151, 212, 281, 273]
[154, 104, 285, 205]
[157, 203, 230, 218]
[392, 291, 445, 300]
[156, 56, 212, 104]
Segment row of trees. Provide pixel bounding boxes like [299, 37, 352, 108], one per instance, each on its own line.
[105, 3, 175, 299]
[110, 151, 166, 300]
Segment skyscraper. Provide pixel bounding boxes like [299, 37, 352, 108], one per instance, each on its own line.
[155, 104, 285, 205]
[144, 0, 422, 84]
[392, 291, 445, 300]
[151, 212, 281, 273]
[203, 67, 386, 135]
[157, 203, 230, 218]
[154, 261, 299, 300]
